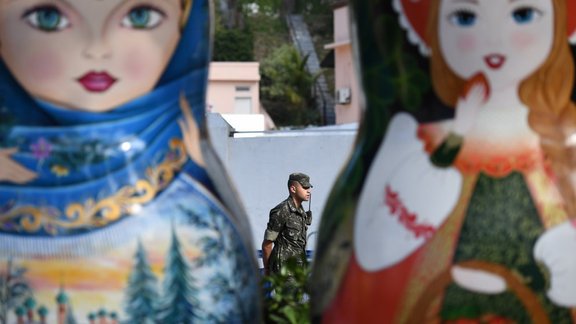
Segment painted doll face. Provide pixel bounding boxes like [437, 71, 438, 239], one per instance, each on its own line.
[0, 0, 182, 112]
[438, 0, 554, 91]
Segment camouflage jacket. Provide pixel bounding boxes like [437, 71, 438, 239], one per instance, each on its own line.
[264, 197, 312, 274]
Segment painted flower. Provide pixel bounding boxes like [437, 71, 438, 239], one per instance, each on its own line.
[51, 165, 69, 177]
[166, 151, 177, 161]
[30, 137, 52, 160]
[170, 138, 183, 147]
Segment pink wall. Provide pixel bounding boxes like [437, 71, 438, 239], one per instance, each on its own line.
[325, 5, 361, 124]
[207, 62, 261, 114]
[334, 5, 351, 43]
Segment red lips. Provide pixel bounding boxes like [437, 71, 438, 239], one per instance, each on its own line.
[77, 71, 117, 92]
[484, 54, 506, 69]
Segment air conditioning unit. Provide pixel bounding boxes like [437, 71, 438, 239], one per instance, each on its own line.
[336, 87, 351, 104]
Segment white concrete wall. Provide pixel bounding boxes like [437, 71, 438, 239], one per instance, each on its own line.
[207, 114, 357, 255]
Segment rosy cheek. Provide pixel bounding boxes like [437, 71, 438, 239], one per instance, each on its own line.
[456, 34, 477, 52]
[19, 51, 63, 83]
[123, 49, 149, 80]
[510, 31, 535, 49]
[122, 48, 165, 84]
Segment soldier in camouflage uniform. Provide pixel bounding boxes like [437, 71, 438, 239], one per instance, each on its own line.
[262, 173, 313, 277]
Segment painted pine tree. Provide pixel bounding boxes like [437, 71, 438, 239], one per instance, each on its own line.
[156, 227, 200, 323]
[181, 205, 257, 322]
[202, 209, 253, 321]
[124, 240, 159, 324]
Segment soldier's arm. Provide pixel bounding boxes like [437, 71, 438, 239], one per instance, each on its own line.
[261, 239, 274, 276]
[262, 206, 285, 275]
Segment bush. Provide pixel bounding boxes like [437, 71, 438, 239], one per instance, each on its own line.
[262, 258, 310, 324]
[260, 45, 320, 126]
[213, 27, 255, 62]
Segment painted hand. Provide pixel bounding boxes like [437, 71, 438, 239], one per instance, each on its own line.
[452, 74, 489, 136]
[534, 220, 576, 307]
[178, 93, 205, 167]
[0, 148, 37, 184]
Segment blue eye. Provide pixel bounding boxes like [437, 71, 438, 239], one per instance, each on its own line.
[448, 10, 477, 27]
[121, 6, 165, 29]
[512, 7, 542, 24]
[24, 6, 70, 32]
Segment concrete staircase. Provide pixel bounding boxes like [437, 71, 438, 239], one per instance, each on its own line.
[286, 14, 336, 125]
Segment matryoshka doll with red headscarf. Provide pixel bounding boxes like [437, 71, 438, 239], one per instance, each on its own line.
[311, 0, 576, 322]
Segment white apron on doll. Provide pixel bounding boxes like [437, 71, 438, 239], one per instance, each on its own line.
[0, 0, 260, 322]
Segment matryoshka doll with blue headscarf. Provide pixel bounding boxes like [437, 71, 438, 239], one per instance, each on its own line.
[0, 0, 261, 322]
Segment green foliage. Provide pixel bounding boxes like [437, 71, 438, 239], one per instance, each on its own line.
[212, 3, 254, 62]
[240, 0, 330, 16]
[248, 9, 289, 61]
[124, 241, 159, 323]
[242, 0, 283, 15]
[260, 45, 320, 126]
[156, 228, 200, 323]
[295, 0, 331, 15]
[263, 258, 310, 324]
[213, 25, 254, 62]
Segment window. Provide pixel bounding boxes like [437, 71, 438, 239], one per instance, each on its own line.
[234, 97, 252, 114]
[235, 86, 251, 92]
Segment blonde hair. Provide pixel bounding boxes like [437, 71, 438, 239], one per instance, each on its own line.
[427, 0, 576, 215]
[180, 0, 193, 29]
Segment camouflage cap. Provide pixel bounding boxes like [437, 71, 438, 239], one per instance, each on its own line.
[288, 173, 313, 188]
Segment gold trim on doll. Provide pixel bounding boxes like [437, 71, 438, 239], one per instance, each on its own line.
[0, 138, 187, 234]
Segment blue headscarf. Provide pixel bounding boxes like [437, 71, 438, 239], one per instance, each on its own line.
[0, 0, 213, 236]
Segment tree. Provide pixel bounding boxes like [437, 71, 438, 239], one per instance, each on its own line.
[156, 228, 200, 323]
[220, 0, 245, 29]
[260, 45, 319, 126]
[246, 0, 282, 15]
[124, 240, 159, 324]
[213, 27, 254, 62]
[263, 258, 311, 324]
[0, 259, 32, 324]
[213, 2, 254, 62]
[180, 205, 259, 322]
